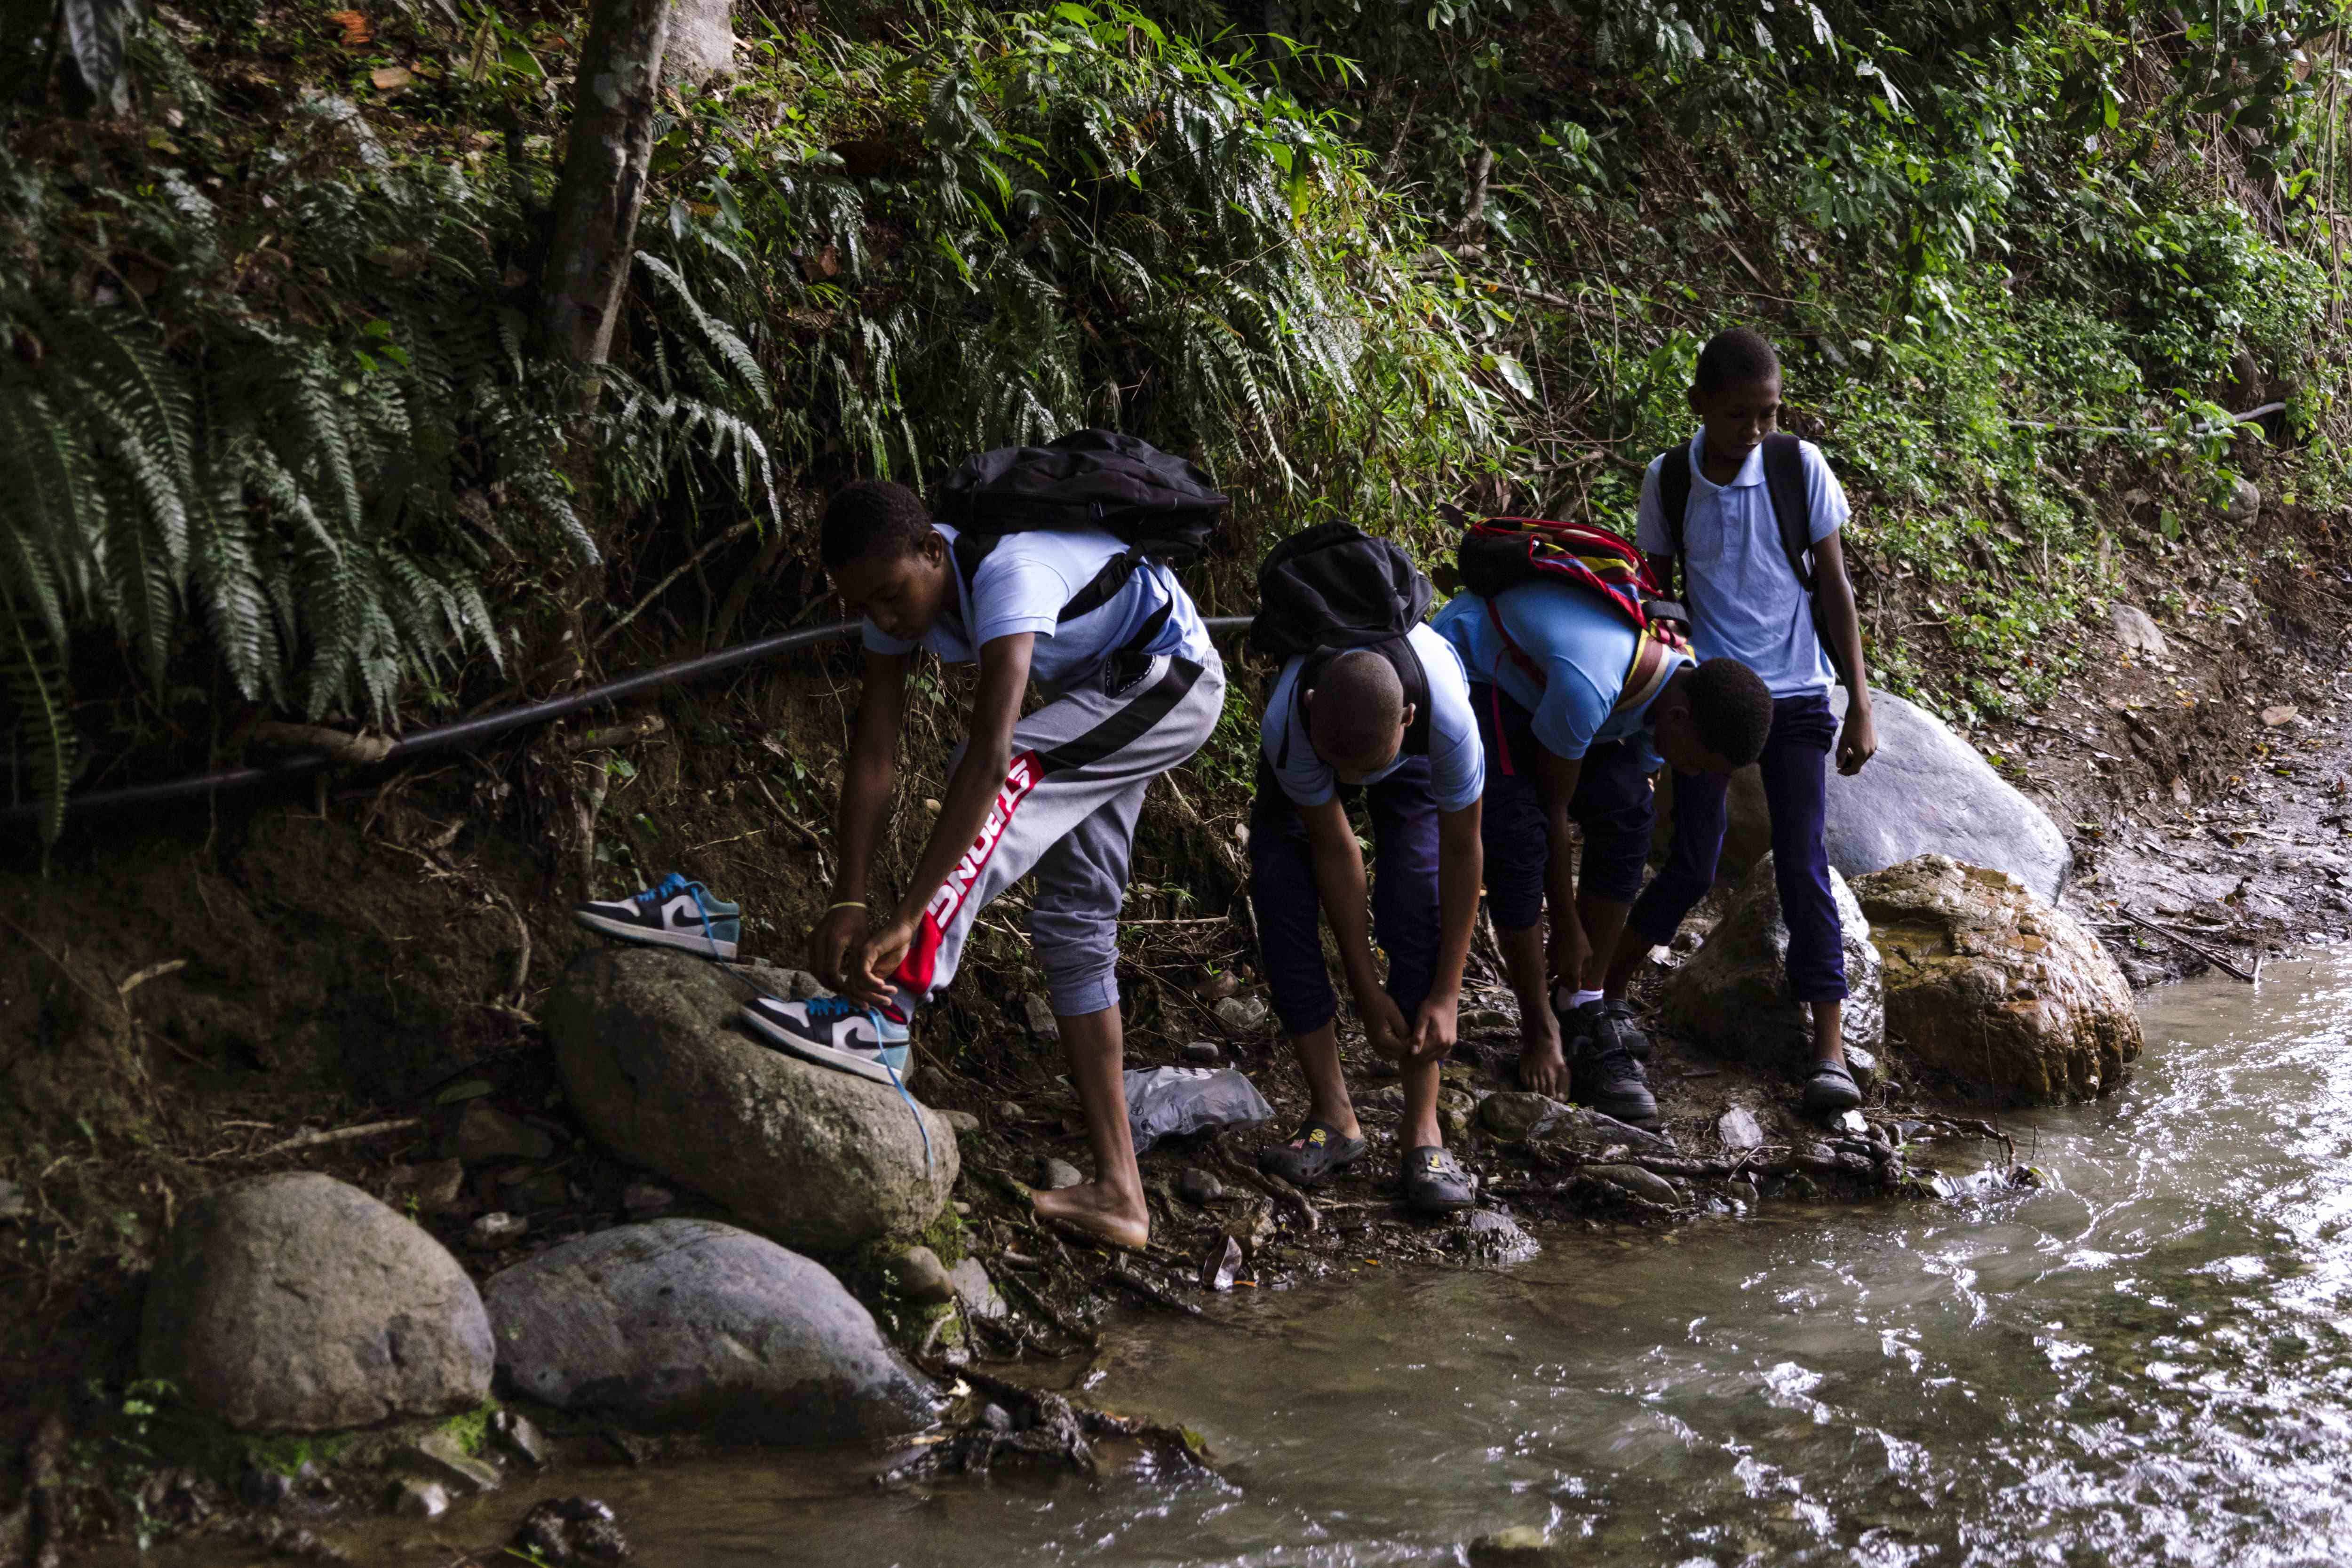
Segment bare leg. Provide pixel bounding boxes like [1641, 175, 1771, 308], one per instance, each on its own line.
[1601, 924, 1650, 999]
[1287, 1020, 1363, 1141]
[1498, 922, 1565, 1095]
[1810, 999, 1845, 1067]
[1400, 1054, 1444, 1150]
[1031, 1005, 1149, 1249]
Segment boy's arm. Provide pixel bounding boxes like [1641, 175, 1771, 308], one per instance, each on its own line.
[1811, 532, 1877, 775]
[1300, 797, 1411, 1057]
[1645, 552, 1681, 610]
[1408, 800, 1484, 1060]
[1533, 748, 1588, 992]
[842, 632, 1035, 1005]
[810, 650, 909, 992]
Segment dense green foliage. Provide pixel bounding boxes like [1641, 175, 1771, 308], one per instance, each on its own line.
[5, 0, 2352, 836]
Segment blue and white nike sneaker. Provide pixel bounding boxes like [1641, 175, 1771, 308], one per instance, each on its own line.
[740, 994, 912, 1086]
[572, 873, 739, 959]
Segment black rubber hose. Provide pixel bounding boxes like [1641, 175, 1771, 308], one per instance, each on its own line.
[1, 615, 1258, 828]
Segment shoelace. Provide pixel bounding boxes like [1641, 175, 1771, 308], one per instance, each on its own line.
[633, 872, 728, 958]
[767, 995, 931, 1177]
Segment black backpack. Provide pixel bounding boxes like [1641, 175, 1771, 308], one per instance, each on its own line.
[1655, 431, 1852, 689]
[1252, 522, 1435, 762]
[935, 430, 1226, 640]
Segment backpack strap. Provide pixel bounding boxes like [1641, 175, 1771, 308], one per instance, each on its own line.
[1758, 432, 1856, 690]
[1484, 597, 1682, 722]
[1759, 433, 1816, 593]
[1656, 443, 1693, 598]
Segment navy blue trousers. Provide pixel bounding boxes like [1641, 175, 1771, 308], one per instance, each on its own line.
[1471, 683, 1669, 928]
[1248, 755, 1440, 1036]
[1627, 691, 1847, 1003]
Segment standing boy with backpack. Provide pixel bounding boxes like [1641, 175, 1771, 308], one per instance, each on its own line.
[1246, 524, 1484, 1214]
[1435, 515, 1777, 1122]
[1609, 327, 1879, 1114]
[742, 435, 1228, 1250]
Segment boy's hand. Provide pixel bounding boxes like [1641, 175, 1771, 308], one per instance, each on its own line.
[1548, 921, 1591, 999]
[1358, 987, 1413, 1060]
[1836, 703, 1879, 776]
[809, 904, 871, 994]
[845, 914, 918, 1009]
[1408, 993, 1460, 1063]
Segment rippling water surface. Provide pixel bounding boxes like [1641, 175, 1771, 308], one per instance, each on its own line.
[159, 954, 2352, 1566]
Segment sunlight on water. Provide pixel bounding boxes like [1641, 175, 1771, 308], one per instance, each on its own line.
[132, 953, 2352, 1567]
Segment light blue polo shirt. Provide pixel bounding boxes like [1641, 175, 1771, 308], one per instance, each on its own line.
[862, 523, 1210, 687]
[1635, 432, 1847, 697]
[1432, 584, 1687, 769]
[1259, 623, 1484, 813]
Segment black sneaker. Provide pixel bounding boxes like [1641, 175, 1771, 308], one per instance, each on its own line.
[1553, 987, 1650, 1059]
[1567, 1001, 1658, 1125]
[572, 873, 740, 959]
[1400, 1146, 1475, 1214]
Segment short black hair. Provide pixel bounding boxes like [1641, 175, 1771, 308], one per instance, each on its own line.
[1694, 328, 1781, 396]
[1685, 658, 1774, 767]
[1306, 650, 1405, 764]
[820, 480, 932, 570]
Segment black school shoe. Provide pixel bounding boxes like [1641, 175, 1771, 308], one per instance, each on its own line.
[1553, 986, 1651, 1059]
[1565, 1000, 1659, 1125]
[1400, 1146, 1475, 1214]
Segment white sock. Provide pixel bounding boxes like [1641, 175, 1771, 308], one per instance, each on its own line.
[1565, 987, 1604, 1011]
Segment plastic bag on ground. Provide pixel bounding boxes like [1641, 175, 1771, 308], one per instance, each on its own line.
[1123, 1067, 1273, 1154]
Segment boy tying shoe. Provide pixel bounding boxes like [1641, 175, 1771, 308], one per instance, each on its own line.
[1245, 525, 1484, 1214]
[745, 450, 1226, 1250]
[1606, 327, 1879, 1116]
[1434, 522, 1774, 1124]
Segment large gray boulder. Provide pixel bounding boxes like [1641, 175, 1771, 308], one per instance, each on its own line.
[140, 1173, 493, 1433]
[663, 0, 736, 85]
[483, 1219, 937, 1444]
[1658, 690, 2071, 902]
[1659, 853, 1883, 1074]
[545, 949, 957, 1251]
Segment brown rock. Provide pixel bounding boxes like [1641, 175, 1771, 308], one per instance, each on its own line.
[1851, 854, 2141, 1105]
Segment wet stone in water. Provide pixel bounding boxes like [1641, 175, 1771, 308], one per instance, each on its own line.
[386, 1477, 449, 1520]
[515, 1497, 628, 1563]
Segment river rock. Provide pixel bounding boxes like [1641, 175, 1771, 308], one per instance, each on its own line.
[1659, 690, 2072, 901]
[1660, 853, 1883, 1075]
[1038, 1157, 1084, 1191]
[1851, 854, 2141, 1103]
[1450, 1210, 1539, 1263]
[2111, 603, 2169, 658]
[448, 1101, 556, 1164]
[1176, 1167, 1224, 1205]
[400, 1429, 500, 1494]
[1717, 1107, 1764, 1151]
[1180, 1039, 1222, 1065]
[1214, 995, 1271, 1033]
[941, 1109, 982, 1136]
[888, 1244, 957, 1305]
[1479, 1091, 1570, 1144]
[1589, 1164, 1680, 1206]
[140, 1173, 493, 1433]
[948, 1258, 1008, 1322]
[484, 1218, 938, 1444]
[387, 1477, 449, 1520]
[382, 1158, 466, 1215]
[545, 948, 957, 1251]
[1470, 1525, 1566, 1564]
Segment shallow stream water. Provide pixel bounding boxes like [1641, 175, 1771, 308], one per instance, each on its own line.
[150, 953, 2352, 1566]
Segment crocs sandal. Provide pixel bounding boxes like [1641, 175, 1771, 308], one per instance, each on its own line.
[1400, 1146, 1475, 1214]
[1257, 1119, 1367, 1186]
[1802, 1060, 1864, 1115]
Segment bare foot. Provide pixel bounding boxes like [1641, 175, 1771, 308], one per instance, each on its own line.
[1518, 1028, 1569, 1097]
[1033, 1180, 1150, 1251]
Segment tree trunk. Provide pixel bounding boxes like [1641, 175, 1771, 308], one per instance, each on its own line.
[540, 0, 674, 370]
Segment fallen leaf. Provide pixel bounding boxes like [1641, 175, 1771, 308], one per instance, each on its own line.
[327, 8, 373, 45]
[370, 64, 414, 91]
[2262, 704, 2299, 727]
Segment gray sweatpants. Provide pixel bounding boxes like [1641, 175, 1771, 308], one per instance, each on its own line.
[889, 649, 1227, 1020]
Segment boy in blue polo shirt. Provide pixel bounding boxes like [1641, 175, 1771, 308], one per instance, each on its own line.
[1610, 327, 1880, 1114]
[1435, 585, 1773, 1122]
[1250, 624, 1485, 1214]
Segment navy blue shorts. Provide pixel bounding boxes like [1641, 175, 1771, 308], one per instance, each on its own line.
[1470, 683, 1657, 930]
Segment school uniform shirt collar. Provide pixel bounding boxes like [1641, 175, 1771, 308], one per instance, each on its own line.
[1684, 430, 1764, 489]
